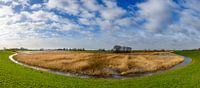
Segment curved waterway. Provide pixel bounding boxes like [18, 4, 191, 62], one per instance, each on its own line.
[9, 53, 192, 79]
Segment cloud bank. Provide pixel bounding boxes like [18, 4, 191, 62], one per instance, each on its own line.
[0, 0, 200, 50]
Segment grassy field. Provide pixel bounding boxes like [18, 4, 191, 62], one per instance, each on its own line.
[13, 51, 183, 76]
[0, 50, 199, 88]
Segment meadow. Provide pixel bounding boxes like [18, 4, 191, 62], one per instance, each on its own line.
[0, 50, 199, 88]
[13, 51, 183, 77]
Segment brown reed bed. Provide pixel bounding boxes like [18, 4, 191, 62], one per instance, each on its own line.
[13, 51, 184, 76]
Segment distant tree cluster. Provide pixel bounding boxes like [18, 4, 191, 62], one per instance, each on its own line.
[98, 49, 106, 51]
[112, 45, 132, 53]
[143, 49, 167, 52]
[2, 47, 87, 51]
[55, 48, 85, 51]
[3, 47, 28, 52]
[183, 48, 200, 51]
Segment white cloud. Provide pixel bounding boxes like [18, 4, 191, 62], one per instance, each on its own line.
[31, 4, 42, 10]
[115, 18, 133, 27]
[30, 10, 60, 22]
[79, 18, 91, 25]
[0, 0, 12, 3]
[0, 5, 13, 17]
[166, 0, 200, 33]
[137, 0, 174, 31]
[47, 0, 80, 15]
[184, 0, 200, 12]
[180, 10, 200, 30]
[81, 0, 101, 12]
[79, 9, 95, 18]
[99, 0, 126, 20]
[99, 7, 125, 20]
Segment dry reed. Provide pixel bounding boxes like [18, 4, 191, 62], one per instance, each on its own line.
[14, 51, 184, 76]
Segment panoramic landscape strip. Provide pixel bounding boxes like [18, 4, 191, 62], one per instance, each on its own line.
[1, 0, 200, 88]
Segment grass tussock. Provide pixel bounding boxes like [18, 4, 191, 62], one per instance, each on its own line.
[14, 51, 184, 76]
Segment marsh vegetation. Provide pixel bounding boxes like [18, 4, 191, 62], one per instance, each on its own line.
[13, 51, 183, 77]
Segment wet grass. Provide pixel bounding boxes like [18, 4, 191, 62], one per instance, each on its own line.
[0, 50, 199, 88]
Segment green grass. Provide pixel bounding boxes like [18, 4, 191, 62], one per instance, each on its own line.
[0, 50, 200, 88]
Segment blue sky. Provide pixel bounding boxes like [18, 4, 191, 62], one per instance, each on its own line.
[0, 0, 200, 50]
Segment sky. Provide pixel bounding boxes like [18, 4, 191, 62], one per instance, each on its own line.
[0, 0, 200, 50]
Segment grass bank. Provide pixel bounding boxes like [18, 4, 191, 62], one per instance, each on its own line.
[0, 51, 199, 88]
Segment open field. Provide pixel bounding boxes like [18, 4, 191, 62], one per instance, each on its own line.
[1, 50, 200, 88]
[13, 51, 183, 76]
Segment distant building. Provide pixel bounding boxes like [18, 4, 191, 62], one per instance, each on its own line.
[113, 45, 132, 52]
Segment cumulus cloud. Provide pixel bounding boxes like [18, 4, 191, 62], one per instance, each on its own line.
[81, 0, 101, 12]
[0, 5, 13, 17]
[137, 0, 174, 31]
[47, 0, 80, 15]
[99, 0, 126, 20]
[30, 4, 42, 10]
